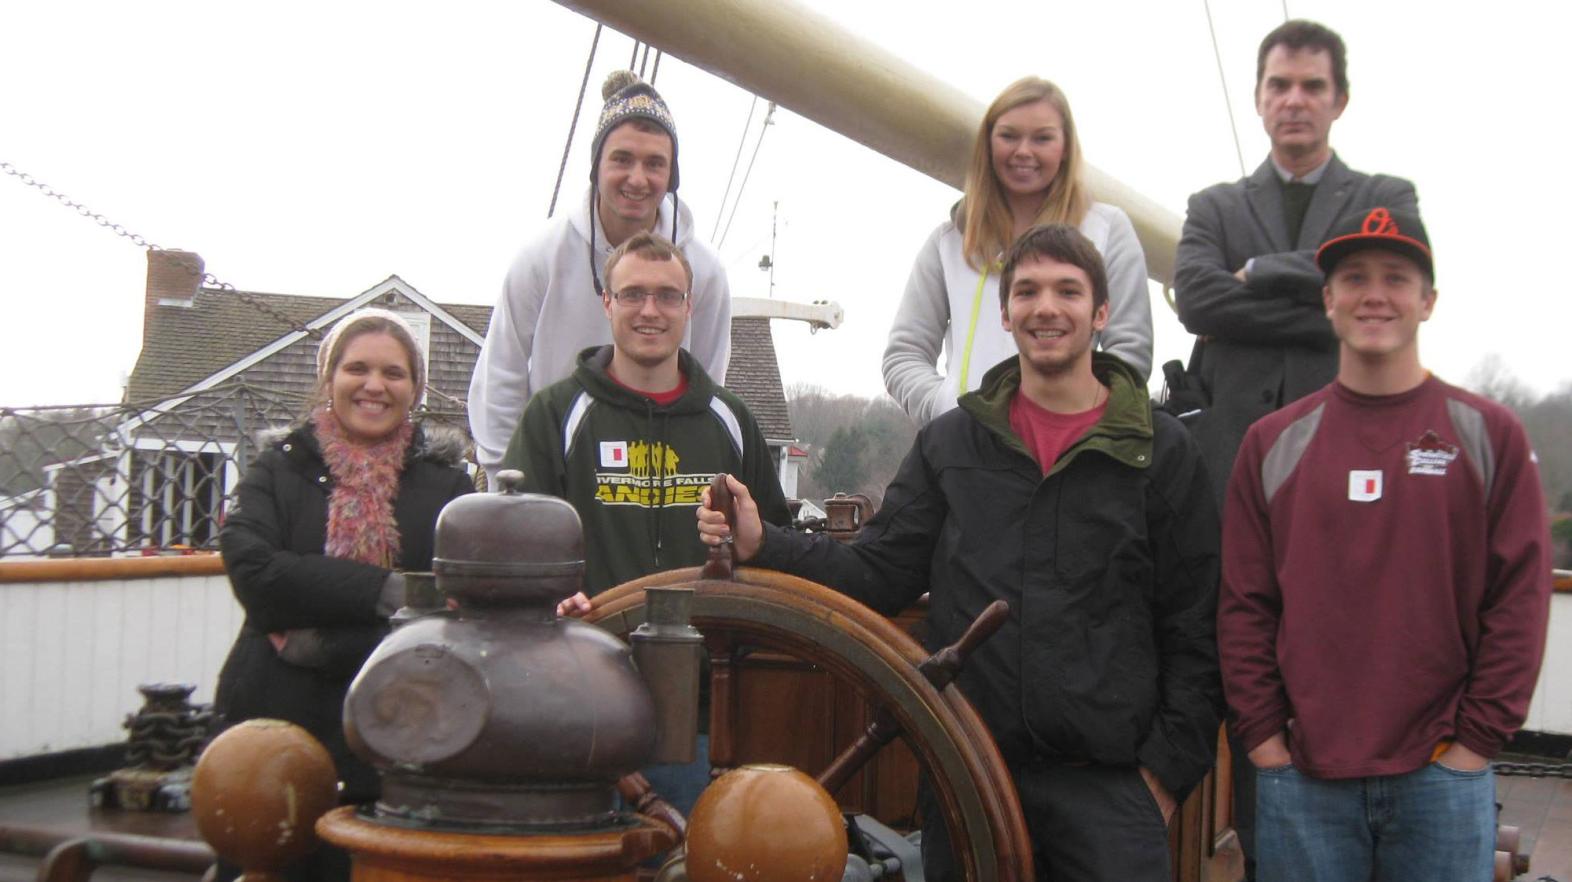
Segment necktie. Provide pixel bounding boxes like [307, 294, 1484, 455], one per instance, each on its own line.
[1282, 180, 1315, 246]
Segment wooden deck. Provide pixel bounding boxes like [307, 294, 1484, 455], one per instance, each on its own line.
[1496, 757, 1572, 881]
[0, 764, 1567, 881]
[0, 774, 202, 882]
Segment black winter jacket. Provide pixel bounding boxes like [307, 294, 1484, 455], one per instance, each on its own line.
[214, 422, 473, 799]
[752, 354, 1223, 797]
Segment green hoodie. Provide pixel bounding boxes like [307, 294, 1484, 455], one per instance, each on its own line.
[502, 346, 790, 595]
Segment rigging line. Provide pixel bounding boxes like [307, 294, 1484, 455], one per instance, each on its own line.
[716, 102, 777, 249]
[628, 39, 641, 70]
[712, 96, 759, 241]
[1201, 0, 1248, 179]
[649, 49, 663, 85]
[547, 23, 603, 219]
[638, 43, 652, 78]
[1281, 0, 1291, 20]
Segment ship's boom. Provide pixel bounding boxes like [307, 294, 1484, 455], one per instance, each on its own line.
[554, 0, 1182, 286]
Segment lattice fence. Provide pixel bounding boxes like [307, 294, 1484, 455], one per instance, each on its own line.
[0, 382, 473, 559]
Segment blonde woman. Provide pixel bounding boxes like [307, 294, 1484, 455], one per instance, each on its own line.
[884, 77, 1152, 423]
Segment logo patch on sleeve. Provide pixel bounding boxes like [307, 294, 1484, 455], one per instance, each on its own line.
[1405, 430, 1459, 476]
[1348, 470, 1383, 502]
[599, 441, 629, 469]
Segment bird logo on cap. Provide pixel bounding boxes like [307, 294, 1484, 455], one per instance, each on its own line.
[1362, 207, 1399, 237]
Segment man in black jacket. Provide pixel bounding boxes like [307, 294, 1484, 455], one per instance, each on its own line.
[699, 225, 1222, 881]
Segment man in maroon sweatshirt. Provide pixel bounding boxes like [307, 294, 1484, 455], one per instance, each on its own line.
[1217, 206, 1553, 882]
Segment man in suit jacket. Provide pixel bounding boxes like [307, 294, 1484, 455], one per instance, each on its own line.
[1172, 20, 1416, 881]
[1175, 19, 1417, 505]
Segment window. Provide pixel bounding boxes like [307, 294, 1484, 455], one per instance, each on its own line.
[129, 451, 227, 549]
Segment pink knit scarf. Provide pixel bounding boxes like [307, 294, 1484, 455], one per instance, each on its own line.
[313, 408, 413, 568]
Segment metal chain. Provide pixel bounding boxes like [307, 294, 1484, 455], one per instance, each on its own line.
[2, 160, 319, 339]
[2, 161, 158, 248]
[1493, 760, 1572, 779]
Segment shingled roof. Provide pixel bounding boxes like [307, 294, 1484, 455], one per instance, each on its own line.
[126, 268, 793, 444]
[726, 317, 794, 442]
[126, 276, 489, 405]
[127, 288, 341, 403]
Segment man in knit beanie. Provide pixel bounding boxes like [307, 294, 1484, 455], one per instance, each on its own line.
[469, 71, 732, 481]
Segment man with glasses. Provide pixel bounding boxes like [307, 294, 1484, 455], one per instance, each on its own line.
[501, 230, 789, 600]
[501, 231, 784, 820]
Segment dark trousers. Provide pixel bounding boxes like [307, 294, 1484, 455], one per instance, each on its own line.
[215, 844, 350, 882]
[1228, 728, 1259, 882]
[921, 762, 1171, 882]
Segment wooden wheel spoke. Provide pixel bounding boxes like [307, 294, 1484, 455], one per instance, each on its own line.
[586, 570, 1033, 882]
[817, 599, 1009, 796]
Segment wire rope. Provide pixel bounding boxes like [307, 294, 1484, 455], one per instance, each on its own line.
[547, 23, 602, 219]
[1201, 0, 1248, 179]
[711, 96, 759, 241]
[716, 102, 776, 249]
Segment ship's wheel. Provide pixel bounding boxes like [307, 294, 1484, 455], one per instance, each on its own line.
[586, 565, 1034, 882]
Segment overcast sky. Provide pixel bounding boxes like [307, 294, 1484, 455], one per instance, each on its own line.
[2, 0, 1567, 410]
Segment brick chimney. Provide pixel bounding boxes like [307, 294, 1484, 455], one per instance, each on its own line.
[144, 249, 203, 341]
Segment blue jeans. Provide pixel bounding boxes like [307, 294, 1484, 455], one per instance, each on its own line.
[1255, 761, 1495, 882]
[639, 733, 711, 817]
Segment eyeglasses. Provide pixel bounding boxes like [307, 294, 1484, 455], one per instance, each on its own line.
[610, 287, 689, 309]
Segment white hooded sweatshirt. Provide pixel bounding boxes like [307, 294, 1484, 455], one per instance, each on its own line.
[468, 188, 732, 475]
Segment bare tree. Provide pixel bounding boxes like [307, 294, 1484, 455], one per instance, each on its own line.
[787, 385, 916, 505]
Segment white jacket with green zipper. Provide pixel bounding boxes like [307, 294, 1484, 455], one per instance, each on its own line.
[882, 201, 1153, 425]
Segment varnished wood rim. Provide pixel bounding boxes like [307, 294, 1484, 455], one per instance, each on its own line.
[587, 566, 1034, 882]
[0, 553, 224, 584]
[317, 806, 677, 871]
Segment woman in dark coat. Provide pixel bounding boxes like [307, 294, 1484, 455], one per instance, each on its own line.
[214, 308, 472, 880]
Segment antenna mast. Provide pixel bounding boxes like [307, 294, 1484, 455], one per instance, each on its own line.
[758, 199, 779, 298]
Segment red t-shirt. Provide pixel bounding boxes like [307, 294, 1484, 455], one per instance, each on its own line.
[1008, 390, 1107, 473]
[607, 369, 688, 406]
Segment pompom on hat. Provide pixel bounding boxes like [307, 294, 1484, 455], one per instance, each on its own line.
[1316, 207, 1434, 281]
[589, 70, 680, 191]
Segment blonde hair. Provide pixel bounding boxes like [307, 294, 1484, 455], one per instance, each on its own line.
[959, 77, 1090, 271]
[313, 308, 426, 407]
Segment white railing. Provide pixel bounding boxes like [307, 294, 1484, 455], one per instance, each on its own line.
[0, 558, 240, 759]
[1526, 588, 1572, 735]
[1, 562, 1569, 761]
